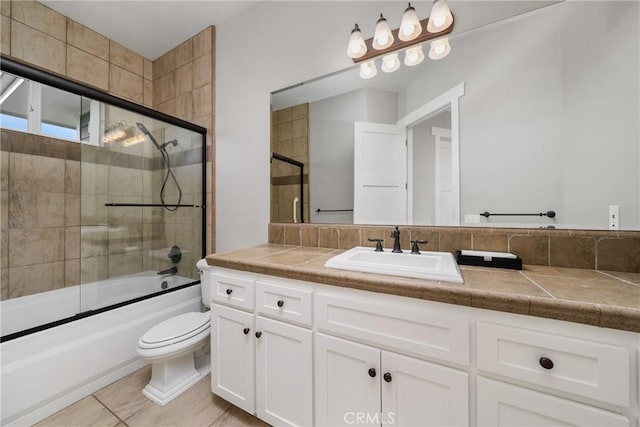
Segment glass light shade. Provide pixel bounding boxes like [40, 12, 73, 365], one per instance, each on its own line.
[404, 45, 425, 66]
[399, 4, 422, 42]
[347, 24, 367, 59]
[381, 53, 401, 73]
[428, 37, 451, 60]
[426, 0, 453, 33]
[372, 14, 394, 50]
[359, 60, 378, 79]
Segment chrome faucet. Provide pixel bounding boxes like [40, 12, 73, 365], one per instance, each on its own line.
[157, 266, 178, 275]
[390, 226, 402, 253]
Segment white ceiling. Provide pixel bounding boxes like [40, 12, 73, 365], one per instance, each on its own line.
[40, 1, 257, 60]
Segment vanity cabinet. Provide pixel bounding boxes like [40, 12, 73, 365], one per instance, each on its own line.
[210, 270, 313, 427]
[315, 333, 468, 426]
[209, 267, 639, 427]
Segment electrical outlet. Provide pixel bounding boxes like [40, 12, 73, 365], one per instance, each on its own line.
[609, 205, 619, 230]
[465, 214, 481, 224]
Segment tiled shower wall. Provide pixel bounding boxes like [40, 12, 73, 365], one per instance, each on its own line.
[1, 130, 79, 299]
[271, 104, 310, 223]
[269, 223, 640, 273]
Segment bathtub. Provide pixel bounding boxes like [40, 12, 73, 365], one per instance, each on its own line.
[0, 273, 203, 426]
[1, 271, 194, 337]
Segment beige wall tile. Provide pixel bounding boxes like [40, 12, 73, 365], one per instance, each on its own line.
[472, 232, 508, 252]
[11, 0, 66, 41]
[1, 190, 6, 230]
[108, 166, 142, 197]
[67, 45, 109, 91]
[11, 20, 66, 75]
[268, 224, 284, 244]
[81, 194, 108, 226]
[80, 255, 108, 283]
[301, 225, 318, 247]
[108, 251, 142, 277]
[143, 78, 153, 107]
[174, 92, 193, 121]
[153, 49, 174, 80]
[550, 236, 595, 269]
[339, 228, 360, 249]
[1, 14, 10, 56]
[597, 238, 640, 272]
[1, 0, 10, 16]
[8, 227, 64, 267]
[192, 52, 211, 88]
[65, 226, 80, 259]
[291, 118, 307, 138]
[1, 152, 8, 191]
[292, 104, 308, 120]
[110, 64, 143, 103]
[509, 234, 549, 266]
[1, 230, 7, 269]
[8, 261, 64, 298]
[1, 268, 8, 300]
[283, 225, 301, 245]
[66, 19, 108, 60]
[65, 160, 80, 193]
[143, 58, 152, 80]
[8, 191, 65, 228]
[110, 40, 144, 76]
[193, 26, 212, 58]
[175, 38, 192, 68]
[153, 72, 175, 105]
[108, 224, 142, 255]
[64, 259, 79, 286]
[10, 153, 65, 192]
[192, 83, 212, 116]
[408, 229, 439, 251]
[81, 162, 108, 194]
[81, 225, 108, 258]
[175, 62, 192, 95]
[319, 226, 338, 249]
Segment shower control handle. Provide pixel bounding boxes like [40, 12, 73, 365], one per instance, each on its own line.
[226, 288, 233, 295]
[243, 328, 250, 335]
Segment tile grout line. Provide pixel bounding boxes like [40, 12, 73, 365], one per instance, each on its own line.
[518, 271, 556, 299]
[92, 393, 127, 426]
[597, 270, 640, 288]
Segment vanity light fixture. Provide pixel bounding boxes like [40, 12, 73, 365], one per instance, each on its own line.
[404, 45, 425, 66]
[347, 24, 367, 59]
[347, 1, 454, 79]
[372, 14, 394, 50]
[381, 53, 401, 73]
[428, 37, 451, 60]
[359, 60, 378, 79]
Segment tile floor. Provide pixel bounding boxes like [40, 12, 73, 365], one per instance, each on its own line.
[35, 367, 269, 427]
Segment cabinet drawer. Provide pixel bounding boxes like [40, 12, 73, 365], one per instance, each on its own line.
[476, 321, 630, 407]
[212, 272, 255, 311]
[477, 377, 629, 427]
[316, 293, 469, 366]
[256, 281, 312, 327]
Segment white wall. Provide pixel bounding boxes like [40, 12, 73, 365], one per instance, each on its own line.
[399, 1, 639, 229]
[216, 1, 397, 252]
[309, 88, 397, 224]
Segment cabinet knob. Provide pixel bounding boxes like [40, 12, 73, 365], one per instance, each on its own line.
[368, 368, 376, 378]
[255, 331, 262, 339]
[226, 288, 233, 295]
[539, 357, 554, 370]
[243, 327, 250, 335]
[277, 300, 284, 308]
[383, 372, 392, 383]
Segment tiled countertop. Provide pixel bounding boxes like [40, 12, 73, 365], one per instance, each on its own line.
[206, 244, 640, 333]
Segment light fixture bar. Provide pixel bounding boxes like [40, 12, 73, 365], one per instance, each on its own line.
[351, 15, 454, 64]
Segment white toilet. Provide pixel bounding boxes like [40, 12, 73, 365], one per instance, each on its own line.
[136, 258, 212, 406]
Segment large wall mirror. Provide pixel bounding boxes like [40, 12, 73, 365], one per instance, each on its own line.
[270, 1, 639, 231]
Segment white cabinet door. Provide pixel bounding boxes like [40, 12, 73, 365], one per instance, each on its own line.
[382, 351, 468, 427]
[477, 377, 630, 427]
[255, 316, 312, 427]
[315, 333, 381, 426]
[211, 304, 255, 413]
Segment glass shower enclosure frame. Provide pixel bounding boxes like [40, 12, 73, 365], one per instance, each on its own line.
[0, 57, 206, 341]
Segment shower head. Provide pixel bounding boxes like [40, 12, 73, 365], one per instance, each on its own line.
[136, 122, 163, 151]
[161, 139, 178, 149]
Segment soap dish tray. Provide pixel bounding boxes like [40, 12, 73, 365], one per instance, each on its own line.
[455, 249, 522, 270]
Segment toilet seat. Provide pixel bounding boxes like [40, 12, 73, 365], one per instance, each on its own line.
[139, 312, 210, 349]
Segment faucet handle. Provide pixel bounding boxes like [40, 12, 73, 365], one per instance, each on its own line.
[390, 226, 400, 238]
[367, 238, 384, 252]
[410, 240, 428, 254]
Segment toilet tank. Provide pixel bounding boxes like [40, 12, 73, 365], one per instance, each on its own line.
[196, 258, 213, 307]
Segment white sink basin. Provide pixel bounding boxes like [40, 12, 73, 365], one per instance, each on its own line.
[325, 246, 464, 283]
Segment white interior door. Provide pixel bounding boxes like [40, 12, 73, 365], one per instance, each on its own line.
[433, 128, 455, 225]
[354, 122, 406, 225]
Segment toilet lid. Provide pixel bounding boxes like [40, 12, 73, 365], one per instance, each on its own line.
[141, 312, 210, 347]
